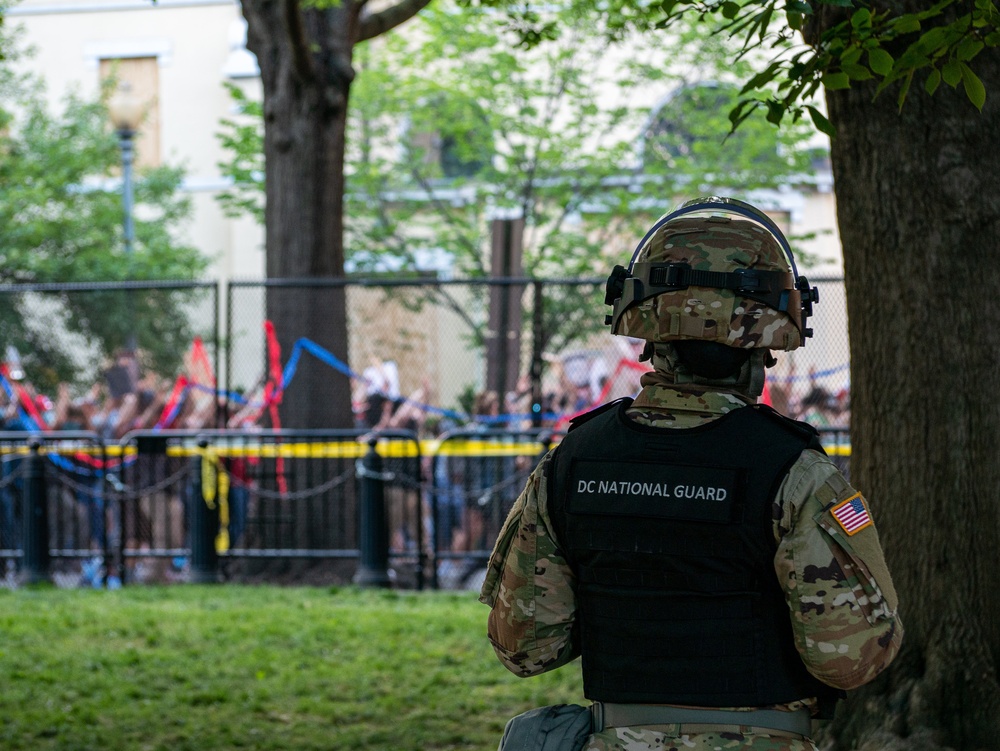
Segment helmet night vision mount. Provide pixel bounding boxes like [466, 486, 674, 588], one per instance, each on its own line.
[604, 197, 820, 345]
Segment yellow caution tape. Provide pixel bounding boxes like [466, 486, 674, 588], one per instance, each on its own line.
[1, 437, 852, 459]
[197, 446, 230, 554]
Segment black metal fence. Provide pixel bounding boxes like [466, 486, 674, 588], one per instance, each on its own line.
[0, 426, 849, 590]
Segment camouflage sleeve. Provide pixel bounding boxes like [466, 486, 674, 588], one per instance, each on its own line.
[479, 451, 580, 676]
[774, 449, 904, 690]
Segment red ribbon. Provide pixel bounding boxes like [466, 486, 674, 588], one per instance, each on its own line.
[263, 321, 288, 495]
[190, 336, 216, 387]
[155, 375, 190, 429]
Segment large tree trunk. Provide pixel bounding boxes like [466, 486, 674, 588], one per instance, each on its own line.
[817, 16, 1000, 750]
[242, 0, 358, 429]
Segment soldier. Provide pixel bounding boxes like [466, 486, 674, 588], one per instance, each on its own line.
[480, 197, 903, 751]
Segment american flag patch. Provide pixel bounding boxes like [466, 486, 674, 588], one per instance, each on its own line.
[831, 493, 873, 536]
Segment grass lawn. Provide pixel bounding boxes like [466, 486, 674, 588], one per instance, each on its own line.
[0, 585, 583, 750]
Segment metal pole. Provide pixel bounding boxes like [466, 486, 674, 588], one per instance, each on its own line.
[21, 439, 49, 585]
[531, 280, 545, 427]
[354, 437, 391, 588]
[119, 129, 136, 258]
[225, 281, 233, 429]
[190, 440, 220, 583]
[118, 128, 137, 352]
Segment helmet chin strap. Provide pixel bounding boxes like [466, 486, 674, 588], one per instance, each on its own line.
[648, 344, 771, 399]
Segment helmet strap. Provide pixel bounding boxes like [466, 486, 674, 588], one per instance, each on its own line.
[747, 350, 768, 398]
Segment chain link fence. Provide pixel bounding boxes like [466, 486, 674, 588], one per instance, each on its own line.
[0, 278, 849, 432]
[0, 277, 852, 589]
[224, 277, 850, 431]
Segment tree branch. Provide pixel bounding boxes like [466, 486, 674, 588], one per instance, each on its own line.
[358, 0, 433, 42]
[408, 165, 485, 268]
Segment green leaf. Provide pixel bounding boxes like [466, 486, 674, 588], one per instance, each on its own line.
[765, 99, 785, 125]
[896, 70, 913, 111]
[841, 47, 863, 66]
[957, 38, 985, 61]
[942, 59, 963, 86]
[868, 48, 894, 76]
[721, 2, 740, 20]
[758, 7, 774, 42]
[741, 61, 783, 94]
[925, 68, 942, 95]
[914, 27, 949, 56]
[961, 62, 987, 110]
[843, 63, 873, 81]
[806, 105, 836, 137]
[727, 99, 755, 130]
[822, 72, 851, 90]
[892, 14, 922, 34]
[851, 7, 872, 30]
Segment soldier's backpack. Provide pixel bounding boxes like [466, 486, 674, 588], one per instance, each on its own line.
[496, 704, 592, 751]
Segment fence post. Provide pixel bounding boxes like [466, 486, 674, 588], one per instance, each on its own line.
[531, 280, 545, 427]
[21, 439, 49, 585]
[190, 439, 219, 584]
[354, 437, 391, 588]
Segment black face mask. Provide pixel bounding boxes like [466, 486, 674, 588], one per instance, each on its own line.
[672, 341, 752, 380]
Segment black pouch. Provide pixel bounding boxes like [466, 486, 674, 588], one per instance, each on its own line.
[497, 704, 592, 751]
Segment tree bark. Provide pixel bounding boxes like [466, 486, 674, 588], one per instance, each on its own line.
[241, 0, 357, 428]
[815, 10, 1000, 748]
[240, 0, 432, 428]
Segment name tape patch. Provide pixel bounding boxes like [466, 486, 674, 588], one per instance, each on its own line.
[830, 492, 873, 536]
[568, 460, 740, 523]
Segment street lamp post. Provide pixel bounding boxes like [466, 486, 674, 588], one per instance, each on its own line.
[108, 83, 142, 352]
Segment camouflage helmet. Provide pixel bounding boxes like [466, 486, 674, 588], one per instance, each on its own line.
[605, 196, 818, 351]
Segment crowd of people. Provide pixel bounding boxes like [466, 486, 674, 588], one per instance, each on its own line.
[0, 341, 849, 588]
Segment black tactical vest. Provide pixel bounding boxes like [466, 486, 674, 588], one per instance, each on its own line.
[547, 399, 841, 710]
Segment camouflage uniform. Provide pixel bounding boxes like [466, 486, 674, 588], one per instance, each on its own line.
[482, 199, 902, 751]
[479, 385, 903, 751]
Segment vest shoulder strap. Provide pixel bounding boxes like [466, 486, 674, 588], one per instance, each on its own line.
[567, 397, 632, 432]
[750, 403, 825, 454]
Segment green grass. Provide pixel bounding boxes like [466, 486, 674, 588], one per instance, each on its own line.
[0, 586, 583, 750]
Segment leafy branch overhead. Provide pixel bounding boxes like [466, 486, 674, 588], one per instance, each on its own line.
[712, 0, 998, 133]
[458, 0, 999, 135]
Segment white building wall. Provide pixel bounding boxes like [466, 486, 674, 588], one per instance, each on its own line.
[9, 0, 266, 281]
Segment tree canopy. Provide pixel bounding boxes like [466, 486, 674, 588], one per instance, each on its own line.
[458, 0, 999, 134]
[219, 3, 825, 356]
